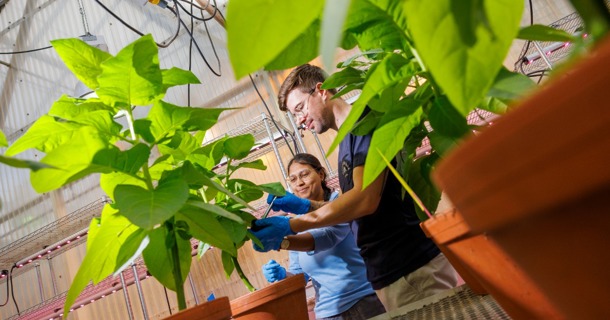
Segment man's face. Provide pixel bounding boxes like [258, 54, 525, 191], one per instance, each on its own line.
[285, 87, 332, 134]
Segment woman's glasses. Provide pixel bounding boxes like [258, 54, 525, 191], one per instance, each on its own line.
[287, 169, 313, 185]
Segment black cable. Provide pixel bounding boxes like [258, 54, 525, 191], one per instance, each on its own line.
[0, 46, 53, 55]
[0, 270, 9, 307]
[175, 0, 218, 21]
[173, 0, 221, 77]
[517, 0, 535, 74]
[179, 0, 208, 11]
[93, 0, 181, 48]
[10, 266, 19, 315]
[248, 74, 296, 156]
[163, 287, 172, 315]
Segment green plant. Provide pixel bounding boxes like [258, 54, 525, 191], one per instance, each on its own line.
[226, 0, 606, 218]
[3, 34, 284, 317]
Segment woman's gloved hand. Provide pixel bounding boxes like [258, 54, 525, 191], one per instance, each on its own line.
[267, 193, 310, 215]
[262, 259, 286, 283]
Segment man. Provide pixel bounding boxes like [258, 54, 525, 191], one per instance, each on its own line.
[252, 64, 458, 311]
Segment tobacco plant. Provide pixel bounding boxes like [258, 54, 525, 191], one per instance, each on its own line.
[4, 34, 284, 316]
[226, 0, 592, 218]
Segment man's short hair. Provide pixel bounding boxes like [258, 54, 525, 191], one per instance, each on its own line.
[277, 64, 337, 111]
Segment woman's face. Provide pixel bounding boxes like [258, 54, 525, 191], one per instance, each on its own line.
[287, 162, 325, 201]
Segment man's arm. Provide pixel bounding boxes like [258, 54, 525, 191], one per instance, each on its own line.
[290, 166, 386, 233]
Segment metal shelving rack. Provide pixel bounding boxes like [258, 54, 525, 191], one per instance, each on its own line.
[514, 12, 585, 79]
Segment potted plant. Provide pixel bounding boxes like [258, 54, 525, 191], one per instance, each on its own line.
[224, 0, 598, 318]
[432, 26, 610, 320]
[3, 34, 287, 318]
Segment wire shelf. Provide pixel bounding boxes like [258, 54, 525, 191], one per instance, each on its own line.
[514, 12, 585, 77]
[206, 113, 295, 174]
[374, 284, 511, 320]
[0, 198, 108, 269]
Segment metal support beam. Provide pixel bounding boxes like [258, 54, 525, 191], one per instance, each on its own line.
[132, 264, 149, 320]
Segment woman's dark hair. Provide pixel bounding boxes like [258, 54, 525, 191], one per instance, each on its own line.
[287, 153, 333, 201]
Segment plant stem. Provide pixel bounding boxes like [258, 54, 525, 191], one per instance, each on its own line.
[142, 165, 154, 190]
[171, 231, 187, 310]
[232, 256, 256, 292]
[376, 148, 433, 219]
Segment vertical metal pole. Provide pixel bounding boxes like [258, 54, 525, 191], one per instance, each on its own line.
[47, 257, 58, 296]
[35, 263, 44, 302]
[286, 112, 308, 153]
[120, 271, 135, 320]
[188, 273, 200, 305]
[262, 113, 289, 180]
[132, 264, 149, 320]
[259, 71, 292, 129]
[532, 41, 554, 69]
[311, 130, 335, 176]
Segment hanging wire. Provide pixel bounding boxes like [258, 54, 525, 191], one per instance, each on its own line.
[171, 0, 221, 77]
[175, 0, 218, 21]
[77, 0, 91, 36]
[517, 0, 535, 74]
[93, 0, 181, 48]
[249, 74, 296, 156]
[0, 46, 52, 54]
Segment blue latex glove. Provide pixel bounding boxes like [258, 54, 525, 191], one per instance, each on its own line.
[267, 192, 310, 215]
[262, 259, 286, 283]
[251, 216, 295, 252]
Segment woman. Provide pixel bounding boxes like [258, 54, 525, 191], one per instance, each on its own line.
[261, 153, 385, 320]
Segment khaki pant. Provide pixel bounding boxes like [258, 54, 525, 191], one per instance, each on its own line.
[375, 253, 458, 312]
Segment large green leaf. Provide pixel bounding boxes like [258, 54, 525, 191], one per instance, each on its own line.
[363, 98, 423, 187]
[344, 0, 408, 52]
[51, 38, 112, 90]
[219, 218, 247, 250]
[64, 206, 146, 316]
[221, 250, 235, 278]
[161, 67, 201, 91]
[6, 115, 82, 156]
[224, 134, 255, 160]
[404, 0, 523, 115]
[184, 201, 244, 224]
[148, 100, 225, 142]
[321, 67, 365, 90]
[328, 54, 413, 155]
[30, 127, 108, 192]
[486, 67, 536, 101]
[0, 155, 54, 171]
[114, 176, 189, 230]
[227, 0, 324, 78]
[31, 132, 149, 193]
[48, 95, 115, 119]
[101, 172, 148, 202]
[177, 208, 236, 256]
[48, 95, 121, 138]
[97, 34, 163, 107]
[517, 24, 576, 42]
[142, 226, 192, 291]
[0, 130, 6, 147]
[428, 96, 468, 138]
[409, 154, 441, 221]
[265, 21, 320, 71]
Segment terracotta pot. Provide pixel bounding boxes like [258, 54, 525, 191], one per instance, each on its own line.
[163, 296, 231, 320]
[421, 209, 562, 319]
[433, 36, 610, 319]
[230, 273, 308, 320]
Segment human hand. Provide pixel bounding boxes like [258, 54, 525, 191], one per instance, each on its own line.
[251, 216, 295, 252]
[267, 192, 310, 215]
[262, 259, 286, 283]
